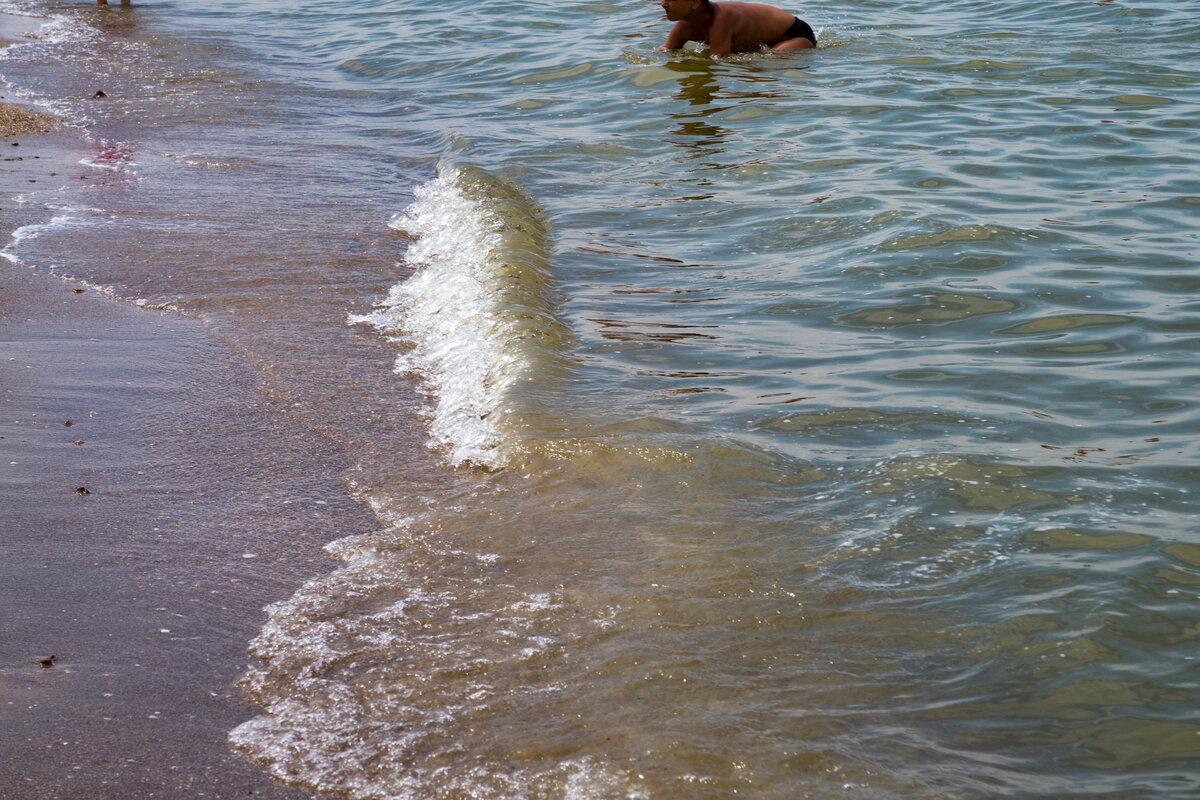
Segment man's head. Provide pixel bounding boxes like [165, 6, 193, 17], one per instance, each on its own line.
[660, 0, 706, 22]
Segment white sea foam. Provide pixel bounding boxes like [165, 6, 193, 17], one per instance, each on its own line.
[350, 163, 560, 470]
[3, 212, 178, 310]
[229, 502, 643, 800]
[3, 213, 76, 264]
[8, 212, 75, 243]
[0, 5, 68, 60]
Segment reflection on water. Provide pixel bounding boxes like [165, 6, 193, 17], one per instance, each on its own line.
[668, 58, 722, 107]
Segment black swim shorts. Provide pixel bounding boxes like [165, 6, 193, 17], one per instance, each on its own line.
[784, 16, 817, 46]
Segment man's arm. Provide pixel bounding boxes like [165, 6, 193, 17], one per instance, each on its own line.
[659, 21, 693, 51]
[706, 19, 733, 56]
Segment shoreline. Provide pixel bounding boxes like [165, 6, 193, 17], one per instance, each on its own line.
[1, 11, 57, 136]
[0, 260, 342, 800]
[1, 14, 368, 800]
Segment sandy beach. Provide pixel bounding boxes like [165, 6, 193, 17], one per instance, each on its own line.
[1, 17, 370, 799]
[0, 99, 55, 136]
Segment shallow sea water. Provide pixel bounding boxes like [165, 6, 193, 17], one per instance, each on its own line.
[3, 0, 1200, 797]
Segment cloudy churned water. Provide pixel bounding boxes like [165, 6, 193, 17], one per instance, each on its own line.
[4, 0, 1200, 796]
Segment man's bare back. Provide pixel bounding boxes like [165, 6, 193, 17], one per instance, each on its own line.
[656, 0, 815, 56]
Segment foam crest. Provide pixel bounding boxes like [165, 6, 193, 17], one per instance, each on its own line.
[350, 163, 563, 470]
[229, 508, 646, 800]
[3, 212, 75, 264]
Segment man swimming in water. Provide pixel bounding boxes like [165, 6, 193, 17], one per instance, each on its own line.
[655, 0, 816, 56]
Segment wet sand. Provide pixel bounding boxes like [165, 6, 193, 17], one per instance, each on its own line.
[1, 70, 367, 800]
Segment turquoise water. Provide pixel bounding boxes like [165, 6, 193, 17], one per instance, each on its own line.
[4, 0, 1200, 796]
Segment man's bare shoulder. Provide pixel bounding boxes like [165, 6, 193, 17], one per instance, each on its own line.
[713, 1, 795, 28]
[710, 1, 797, 48]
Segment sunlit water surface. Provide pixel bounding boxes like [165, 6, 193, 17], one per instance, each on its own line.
[4, 0, 1199, 796]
